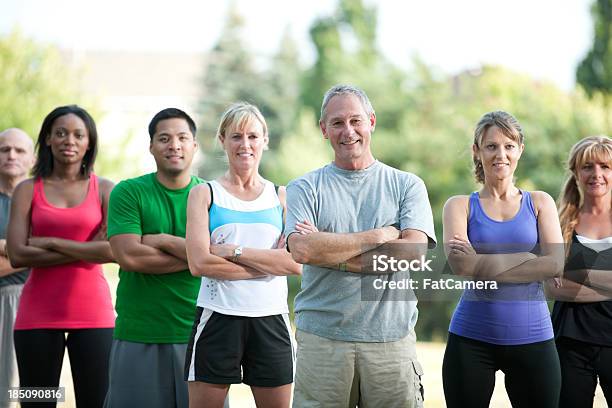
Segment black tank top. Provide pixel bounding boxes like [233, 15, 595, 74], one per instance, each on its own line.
[552, 232, 612, 346]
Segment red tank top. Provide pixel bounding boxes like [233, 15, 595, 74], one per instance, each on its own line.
[14, 174, 115, 329]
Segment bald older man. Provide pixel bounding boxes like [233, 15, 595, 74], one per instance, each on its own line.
[0, 128, 34, 408]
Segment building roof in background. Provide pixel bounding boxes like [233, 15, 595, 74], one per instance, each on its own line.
[61, 49, 206, 101]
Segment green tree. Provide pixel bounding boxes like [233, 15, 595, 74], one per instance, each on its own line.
[576, 0, 612, 132]
[0, 30, 81, 138]
[264, 29, 301, 149]
[197, 5, 303, 179]
[0, 30, 140, 182]
[301, 0, 411, 132]
[196, 3, 263, 179]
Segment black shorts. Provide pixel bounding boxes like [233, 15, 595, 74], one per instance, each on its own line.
[184, 307, 295, 387]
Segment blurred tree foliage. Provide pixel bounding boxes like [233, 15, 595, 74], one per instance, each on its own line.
[0, 30, 137, 181]
[0, 30, 81, 138]
[196, 2, 302, 180]
[197, 0, 609, 340]
[576, 0, 612, 132]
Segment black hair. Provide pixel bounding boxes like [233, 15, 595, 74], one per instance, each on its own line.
[33, 105, 98, 178]
[148, 108, 196, 140]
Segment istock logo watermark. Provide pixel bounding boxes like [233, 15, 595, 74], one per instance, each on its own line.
[371, 254, 433, 272]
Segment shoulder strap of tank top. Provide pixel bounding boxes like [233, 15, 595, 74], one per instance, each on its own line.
[571, 230, 579, 244]
[273, 183, 285, 231]
[521, 190, 537, 218]
[33, 177, 43, 198]
[31, 177, 44, 205]
[468, 192, 479, 221]
[207, 182, 213, 211]
[89, 173, 101, 206]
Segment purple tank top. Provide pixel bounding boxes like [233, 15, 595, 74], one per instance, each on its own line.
[448, 191, 554, 345]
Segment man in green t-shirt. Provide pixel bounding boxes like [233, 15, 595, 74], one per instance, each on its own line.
[105, 108, 207, 408]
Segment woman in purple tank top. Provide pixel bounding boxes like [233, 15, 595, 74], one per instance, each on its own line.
[441, 111, 564, 408]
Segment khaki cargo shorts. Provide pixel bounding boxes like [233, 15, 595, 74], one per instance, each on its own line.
[293, 329, 424, 408]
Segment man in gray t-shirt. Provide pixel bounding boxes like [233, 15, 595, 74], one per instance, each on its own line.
[286, 85, 436, 407]
[0, 128, 34, 408]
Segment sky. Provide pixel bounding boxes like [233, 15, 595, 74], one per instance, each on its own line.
[0, 0, 595, 91]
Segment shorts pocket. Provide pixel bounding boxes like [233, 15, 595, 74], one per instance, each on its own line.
[411, 360, 424, 407]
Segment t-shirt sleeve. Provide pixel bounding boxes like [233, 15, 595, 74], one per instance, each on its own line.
[400, 175, 437, 246]
[284, 178, 317, 249]
[107, 181, 142, 238]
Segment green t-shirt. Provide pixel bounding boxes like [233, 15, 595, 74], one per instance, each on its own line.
[107, 173, 204, 343]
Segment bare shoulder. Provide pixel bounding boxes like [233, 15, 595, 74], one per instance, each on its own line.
[97, 177, 116, 194]
[277, 185, 286, 205]
[13, 178, 34, 197]
[529, 190, 556, 210]
[443, 195, 470, 214]
[190, 183, 211, 196]
[8, 179, 34, 213]
[189, 183, 212, 204]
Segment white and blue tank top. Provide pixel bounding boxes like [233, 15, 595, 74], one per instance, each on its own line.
[449, 191, 554, 345]
[196, 179, 289, 317]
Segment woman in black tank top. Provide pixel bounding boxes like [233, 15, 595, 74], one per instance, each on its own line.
[548, 135, 612, 407]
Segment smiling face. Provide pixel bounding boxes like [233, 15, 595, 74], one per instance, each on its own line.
[46, 113, 90, 167]
[576, 155, 612, 200]
[149, 117, 197, 176]
[220, 116, 268, 172]
[473, 125, 524, 183]
[320, 94, 376, 170]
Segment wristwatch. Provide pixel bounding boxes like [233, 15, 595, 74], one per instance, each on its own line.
[232, 246, 243, 262]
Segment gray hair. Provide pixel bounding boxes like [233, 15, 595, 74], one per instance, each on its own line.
[320, 84, 374, 122]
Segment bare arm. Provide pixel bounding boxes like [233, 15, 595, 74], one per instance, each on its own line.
[295, 221, 428, 274]
[28, 237, 114, 264]
[0, 240, 23, 277]
[23, 178, 116, 264]
[7, 180, 78, 268]
[142, 233, 187, 261]
[211, 242, 301, 276]
[496, 192, 564, 282]
[185, 184, 267, 280]
[110, 234, 188, 274]
[443, 195, 539, 282]
[287, 225, 400, 266]
[545, 278, 612, 302]
[0, 255, 26, 277]
[208, 186, 301, 276]
[560, 268, 612, 293]
[344, 229, 429, 274]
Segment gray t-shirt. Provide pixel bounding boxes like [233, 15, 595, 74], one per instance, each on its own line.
[0, 192, 29, 287]
[285, 160, 436, 342]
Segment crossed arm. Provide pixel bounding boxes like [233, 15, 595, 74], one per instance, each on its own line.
[0, 239, 25, 277]
[544, 277, 612, 302]
[185, 184, 301, 280]
[545, 256, 612, 302]
[7, 179, 115, 268]
[287, 220, 429, 274]
[109, 233, 188, 274]
[443, 193, 564, 283]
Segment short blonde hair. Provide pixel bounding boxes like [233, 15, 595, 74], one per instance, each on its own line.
[217, 102, 268, 141]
